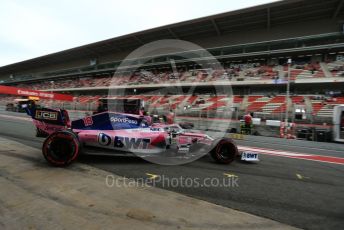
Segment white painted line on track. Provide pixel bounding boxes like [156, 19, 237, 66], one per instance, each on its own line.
[238, 145, 344, 165]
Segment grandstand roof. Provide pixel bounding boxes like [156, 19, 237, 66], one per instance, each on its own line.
[1, 0, 343, 74]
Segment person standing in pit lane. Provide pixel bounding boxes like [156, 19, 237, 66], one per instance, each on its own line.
[244, 112, 253, 134]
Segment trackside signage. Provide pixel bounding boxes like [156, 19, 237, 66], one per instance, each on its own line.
[0, 85, 73, 101]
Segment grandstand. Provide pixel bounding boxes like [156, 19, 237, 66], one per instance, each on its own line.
[1, 0, 344, 127]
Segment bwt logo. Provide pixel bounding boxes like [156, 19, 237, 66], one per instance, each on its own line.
[98, 133, 112, 146]
[35, 110, 58, 120]
[110, 116, 138, 125]
[97, 133, 150, 149]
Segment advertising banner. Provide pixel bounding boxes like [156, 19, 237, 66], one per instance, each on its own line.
[0, 85, 74, 101]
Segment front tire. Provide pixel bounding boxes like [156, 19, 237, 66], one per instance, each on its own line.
[42, 130, 80, 167]
[210, 138, 238, 164]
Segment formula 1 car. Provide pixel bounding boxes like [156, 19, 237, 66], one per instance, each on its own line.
[24, 103, 257, 166]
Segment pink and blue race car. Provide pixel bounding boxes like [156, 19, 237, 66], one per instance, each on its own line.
[24, 101, 256, 166]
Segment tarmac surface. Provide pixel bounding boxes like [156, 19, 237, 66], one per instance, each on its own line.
[0, 110, 344, 230]
[0, 137, 298, 230]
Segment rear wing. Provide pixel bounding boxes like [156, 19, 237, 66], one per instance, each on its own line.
[25, 106, 70, 136]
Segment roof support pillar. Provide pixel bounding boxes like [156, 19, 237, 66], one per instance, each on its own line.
[333, 0, 344, 19]
[132, 35, 144, 45]
[211, 19, 221, 36]
[267, 7, 271, 30]
[167, 28, 179, 39]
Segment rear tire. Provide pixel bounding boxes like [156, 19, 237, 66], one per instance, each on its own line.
[210, 138, 238, 164]
[42, 130, 80, 167]
[36, 128, 48, 138]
